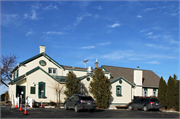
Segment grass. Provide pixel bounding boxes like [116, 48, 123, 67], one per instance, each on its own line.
[1, 101, 5, 104]
[1, 101, 5, 105]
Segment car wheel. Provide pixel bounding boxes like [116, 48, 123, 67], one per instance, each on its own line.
[74, 105, 79, 112]
[64, 103, 68, 110]
[143, 106, 148, 111]
[128, 105, 133, 110]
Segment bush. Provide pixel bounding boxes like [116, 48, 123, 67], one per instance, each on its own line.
[5, 91, 9, 102]
[50, 101, 56, 106]
[1, 94, 5, 101]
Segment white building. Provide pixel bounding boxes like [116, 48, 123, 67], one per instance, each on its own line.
[8, 46, 160, 108]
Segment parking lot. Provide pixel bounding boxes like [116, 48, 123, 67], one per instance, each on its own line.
[1, 105, 179, 118]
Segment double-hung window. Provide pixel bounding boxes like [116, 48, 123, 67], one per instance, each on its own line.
[153, 89, 156, 96]
[30, 87, 35, 94]
[48, 68, 57, 75]
[144, 88, 148, 97]
[38, 82, 46, 98]
[116, 85, 122, 96]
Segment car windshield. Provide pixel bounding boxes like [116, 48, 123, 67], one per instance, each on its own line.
[80, 96, 94, 100]
[150, 99, 159, 102]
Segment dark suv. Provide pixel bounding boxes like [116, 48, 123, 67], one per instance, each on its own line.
[127, 98, 161, 111]
[64, 94, 96, 112]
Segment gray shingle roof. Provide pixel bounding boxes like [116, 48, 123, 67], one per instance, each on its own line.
[62, 65, 87, 71]
[102, 65, 160, 87]
[62, 65, 110, 74]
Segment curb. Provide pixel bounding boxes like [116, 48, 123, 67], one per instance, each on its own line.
[161, 110, 180, 113]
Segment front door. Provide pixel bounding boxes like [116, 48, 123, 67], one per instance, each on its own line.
[16, 86, 26, 104]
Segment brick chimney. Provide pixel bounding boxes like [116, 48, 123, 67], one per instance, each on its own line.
[40, 45, 45, 53]
[95, 59, 98, 69]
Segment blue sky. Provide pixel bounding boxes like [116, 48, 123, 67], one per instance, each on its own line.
[1, 1, 179, 94]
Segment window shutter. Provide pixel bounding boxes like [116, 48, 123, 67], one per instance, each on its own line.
[13, 72, 15, 79]
[16, 70, 19, 78]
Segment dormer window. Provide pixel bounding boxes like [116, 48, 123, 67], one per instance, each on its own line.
[48, 68, 57, 75]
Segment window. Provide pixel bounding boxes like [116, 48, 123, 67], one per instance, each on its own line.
[144, 88, 148, 97]
[74, 96, 79, 100]
[150, 98, 159, 102]
[134, 98, 141, 103]
[30, 87, 35, 94]
[80, 96, 94, 100]
[48, 68, 57, 75]
[116, 85, 122, 96]
[142, 98, 148, 102]
[153, 89, 156, 96]
[119, 79, 122, 84]
[38, 82, 46, 98]
[69, 95, 74, 100]
[87, 78, 90, 81]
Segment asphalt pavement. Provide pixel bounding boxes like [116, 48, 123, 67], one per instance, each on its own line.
[1, 105, 179, 118]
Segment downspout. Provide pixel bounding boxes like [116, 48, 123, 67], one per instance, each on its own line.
[131, 86, 132, 102]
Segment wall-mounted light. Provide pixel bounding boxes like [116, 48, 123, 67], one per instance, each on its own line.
[33, 82, 36, 86]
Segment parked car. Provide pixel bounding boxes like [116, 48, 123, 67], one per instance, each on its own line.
[64, 94, 96, 112]
[127, 98, 161, 111]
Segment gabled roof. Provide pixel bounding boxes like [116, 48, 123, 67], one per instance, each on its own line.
[11, 52, 64, 73]
[63, 65, 110, 74]
[9, 66, 65, 85]
[101, 65, 160, 88]
[9, 66, 92, 85]
[110, 77, 135, 87]
[142, 70, 160, 87]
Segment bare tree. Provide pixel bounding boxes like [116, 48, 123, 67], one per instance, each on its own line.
[48, 77, 65, 108]
[54, 80, 65, 108]
[0, 54, 18, 87]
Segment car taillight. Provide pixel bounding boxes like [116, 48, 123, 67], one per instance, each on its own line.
[159, 102, 161, 104]
[80, 100, 85, 103]
[150, 102, 154, 104]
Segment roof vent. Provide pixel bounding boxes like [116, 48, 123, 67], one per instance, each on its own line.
[137, 66, 139, 69]
[87, 66, 93, 75]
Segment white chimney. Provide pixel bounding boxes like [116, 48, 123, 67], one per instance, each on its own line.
[40, 45, 45, 53]
[134, 68, 143, 96]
